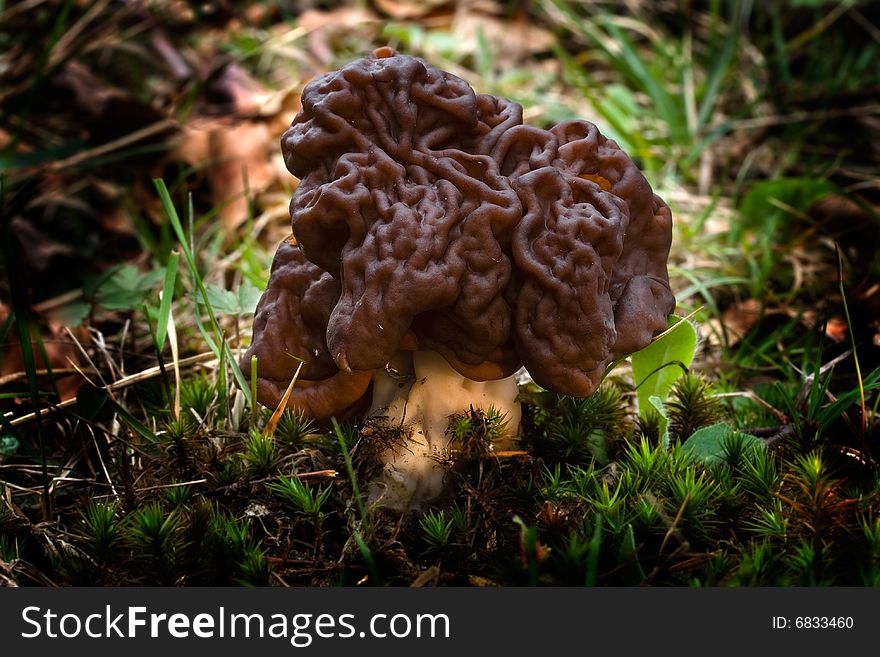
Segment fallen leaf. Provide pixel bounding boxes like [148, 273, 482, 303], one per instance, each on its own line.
[0, 305, 91, 404]
[453, 9, 555, 62]
[297, 7, 381, 65]
[824, 316, 848, 343]
[373, 0, 450, 20]
[178, 119, 279, 233]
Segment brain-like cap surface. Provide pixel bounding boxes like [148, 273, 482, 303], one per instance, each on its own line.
[243, 49, 675, 417]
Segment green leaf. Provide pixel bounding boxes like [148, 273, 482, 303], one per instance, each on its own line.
[739, 178, 841, 238]
[192, 281, 261, 316]
[632, 316, 697, 419]
[154, 251, 180, 353]
[0, 435, 19, 456]
[95, 265, 164, 311]
[194, 284, 239, 314]
[682, 422, 765, 465]
[649, 396, 670, 450]
[237, 280, 262, 315]
[41, 298, 90, 327]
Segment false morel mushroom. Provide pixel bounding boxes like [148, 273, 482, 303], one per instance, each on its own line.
[243, 48, 675, 510]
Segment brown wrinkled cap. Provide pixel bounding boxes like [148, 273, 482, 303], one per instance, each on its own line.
[244, 51, 674, 417]
[241, 236, 371, 419]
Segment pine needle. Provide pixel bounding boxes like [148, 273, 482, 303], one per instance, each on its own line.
[262, 360, 303, 438]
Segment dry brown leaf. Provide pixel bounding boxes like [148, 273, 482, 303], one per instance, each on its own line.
[178, 119, 280, 233]
[453, 10, 555, 62]
[297, 7, 381, 65]
[824, 316, 849, 343]
[54, 61, 169, 138]
[204, 62, 277, 118]
[0, 305, 90, 403]
[705, 298, 763, 348]
[373, 0, 450, 20]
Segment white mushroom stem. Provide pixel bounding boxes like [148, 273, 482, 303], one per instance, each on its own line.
[366, 350, 521, 511]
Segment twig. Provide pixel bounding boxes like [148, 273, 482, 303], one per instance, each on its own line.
[39, 118, 178, 173]
[713, 391, 788, 423]
[731, 104, 880, 131]
[6, 352, 217, 427]
[0, 368, 93, 387]
[137, 479, 208, 492]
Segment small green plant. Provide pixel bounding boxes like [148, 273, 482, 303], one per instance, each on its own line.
[667, 374, 723, 441]
[778, 452, 856, 548]
[201, 510, 270, 586]
[275, 408, 316, 446]
[665, 467, 719, 540]
[125, 503, 183, 584]
[549, 529, 596, 585]
[741, 447, 780, 504]
[447, 501, 474, 547]
[747, 500, 788, 544]
[446, 405, 510, 458]
[420, 510, 454, 551]
[267, 473, 331, 554]
[237, 543, 271, 587]
[163, 484, 192, 509]
[589, 480, 628, 535]
[241, 428, 279, 476]
[787, 539, 833, 586]
[623, 438, 669, 491]
[566, 463, 600, 500]
[539, 464, 570, 502]
[267, 474, 331, 518]
[720, 431, 765, 470]
[632, 493, 665, 536]
[162, 415, 197, 442]
[179, 374, 217, 423]
[79, 500, 122, 564]
[531, 385, 629, 464]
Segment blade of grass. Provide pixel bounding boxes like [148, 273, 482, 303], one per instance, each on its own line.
[250, 356, 259, 427]
[154, 250, 179, 353]
[334, 418, 366, 524]
[696, 12, 739, 131]
[836, 244, 866, 440]
[153, 179, 252, 409]
[1, 175, 52, 519]
[188, 191, 230, 423]
[333, 418, 381, 585]
[600, 16, 686, 139]
[167, 297, 181, 421]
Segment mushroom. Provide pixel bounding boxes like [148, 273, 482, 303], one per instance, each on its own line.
[243, 49, 675, 511]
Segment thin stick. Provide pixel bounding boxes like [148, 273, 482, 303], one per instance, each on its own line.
[0, 368, 93, 387]
[7, 352, 217, 427]
[40, 118, 178, 173]
[137, 479, 208, 492]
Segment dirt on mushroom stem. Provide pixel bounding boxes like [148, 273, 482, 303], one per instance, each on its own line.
[362, 349, 521, 511]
